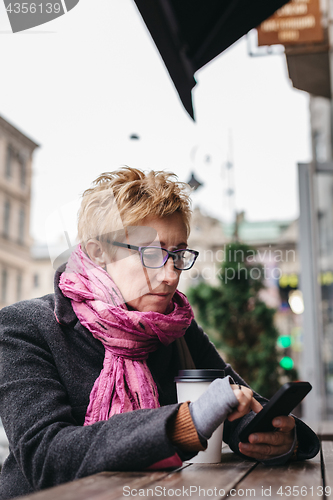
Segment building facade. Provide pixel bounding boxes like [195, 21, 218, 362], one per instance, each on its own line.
[308, 95, 333, 417]
[179, 206, 227, 292]
[0, 115, 39, 308]
[282, 0, 333, 420]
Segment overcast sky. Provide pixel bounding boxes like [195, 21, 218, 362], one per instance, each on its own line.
[0, 0, 311, 245]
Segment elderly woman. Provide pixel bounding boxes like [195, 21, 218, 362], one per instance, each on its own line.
[0, 167, 319, 498]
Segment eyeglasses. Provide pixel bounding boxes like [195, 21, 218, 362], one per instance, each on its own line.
[111, 241, 199, 270]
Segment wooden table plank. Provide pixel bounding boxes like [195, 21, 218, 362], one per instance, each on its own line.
[109, 452, 258, 500]
[18, 452, 256, 500]
[17, 444, 326, 500]
[321, 441, 333, 498]
[17, 470, 176, 500]
[230, 454, 322, 499]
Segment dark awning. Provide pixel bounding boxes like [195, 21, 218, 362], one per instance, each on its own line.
[133, 0, 290, 119]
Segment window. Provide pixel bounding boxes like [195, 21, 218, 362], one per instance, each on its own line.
[1, 268, 7, 303]
[17, 272, 22, 301]
[33, 273, 39, 288]
[18, 207, 25, 244]
[5, 145, 12, 178]
[3, 200, 10, 238]
[19, 157, 26, 187]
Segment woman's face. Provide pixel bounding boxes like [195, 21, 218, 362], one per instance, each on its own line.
[106, 213, 187, 313]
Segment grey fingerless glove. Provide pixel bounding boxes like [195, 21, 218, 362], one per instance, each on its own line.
[189, 376, 239, 441]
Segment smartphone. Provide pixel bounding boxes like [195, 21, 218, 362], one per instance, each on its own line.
[238, 381, 312, 443]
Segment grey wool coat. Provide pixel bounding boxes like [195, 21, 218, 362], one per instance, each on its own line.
[0, 267, 320, 499]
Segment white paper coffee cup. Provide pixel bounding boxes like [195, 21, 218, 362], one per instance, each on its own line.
[175, 369, 225, 463]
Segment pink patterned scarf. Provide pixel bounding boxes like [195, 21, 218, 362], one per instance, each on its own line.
[58, 245, 194, 425]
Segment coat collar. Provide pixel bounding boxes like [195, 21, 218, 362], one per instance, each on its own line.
[53, 263, 78, 326]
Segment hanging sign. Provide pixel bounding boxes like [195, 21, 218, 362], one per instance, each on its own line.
[257, 0, 324, 46]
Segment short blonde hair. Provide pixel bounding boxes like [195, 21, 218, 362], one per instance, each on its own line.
[78, 167, 192, 253]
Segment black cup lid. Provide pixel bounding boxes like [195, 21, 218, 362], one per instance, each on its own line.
[174, 369, 225, 382]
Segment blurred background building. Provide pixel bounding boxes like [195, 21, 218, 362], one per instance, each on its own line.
[180, 207, 302, 377]
[0, 116, 39, 308]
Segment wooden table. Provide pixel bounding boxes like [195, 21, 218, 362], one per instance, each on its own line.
[18, 427, 333, 500]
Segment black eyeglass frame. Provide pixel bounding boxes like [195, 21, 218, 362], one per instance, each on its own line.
[111, 241, 199, 270]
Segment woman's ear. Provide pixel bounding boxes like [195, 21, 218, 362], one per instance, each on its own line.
[85, 240, 109, 268]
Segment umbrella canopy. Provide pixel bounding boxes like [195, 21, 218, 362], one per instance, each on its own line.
[133, 0, 290, 118]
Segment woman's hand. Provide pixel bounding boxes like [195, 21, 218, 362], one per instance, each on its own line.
[228, 385, 263, 421]
[238, 415, 296, 460]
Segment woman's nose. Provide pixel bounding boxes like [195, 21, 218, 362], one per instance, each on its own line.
[157, 257, 179, 284]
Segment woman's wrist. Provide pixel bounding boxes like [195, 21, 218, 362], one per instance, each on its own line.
[167, 402, 206, 452]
